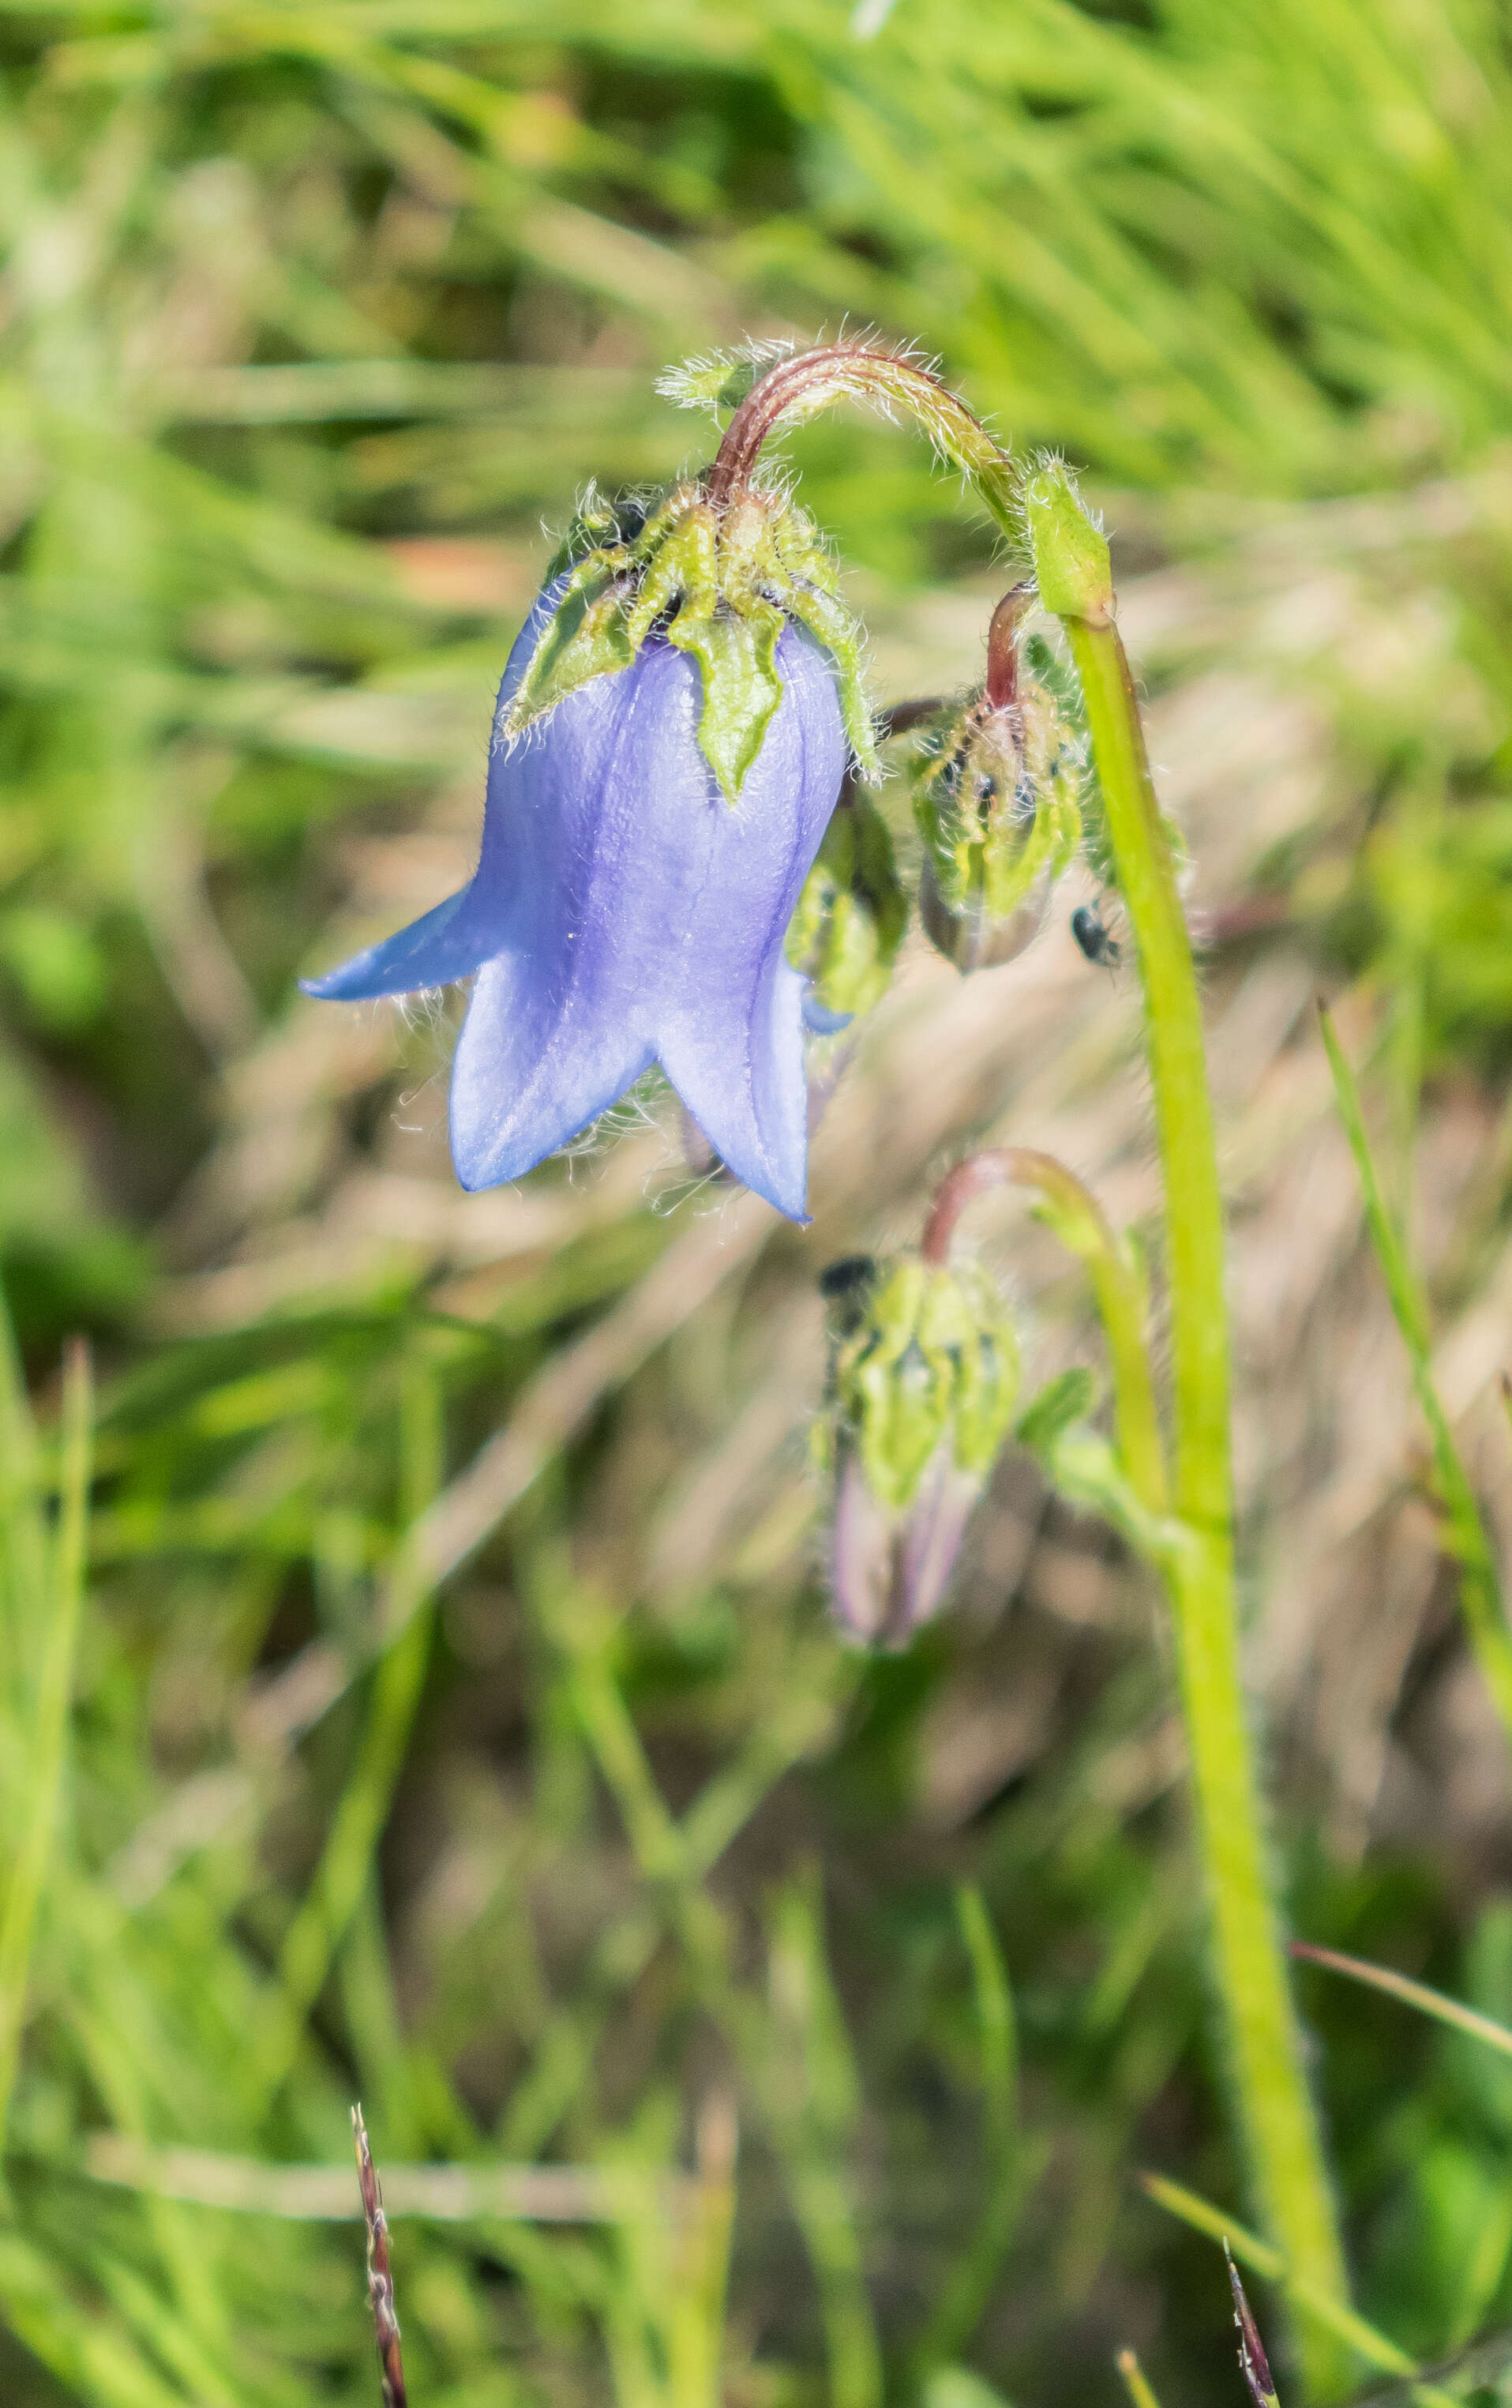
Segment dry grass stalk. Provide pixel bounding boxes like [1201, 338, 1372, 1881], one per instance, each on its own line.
[354, 2107, 408, 2408]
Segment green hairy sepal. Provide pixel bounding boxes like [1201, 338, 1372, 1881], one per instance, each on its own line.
[830, 1256, 1020, 1512]
[913, 677, 1083, 932]
[655, 341, 791, 420]
[1021, 458, 1113, 625]
[503, 481, 878, 803]
[785, 790, 906, 1018]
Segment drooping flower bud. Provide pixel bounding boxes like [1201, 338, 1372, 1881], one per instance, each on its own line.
[816, 1251, 1020, 1646]
[785, 783, 907, 1022]
[913, 589, 1082, 972]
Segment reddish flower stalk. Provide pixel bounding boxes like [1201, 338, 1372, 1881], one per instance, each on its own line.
[705, 343, 1022, 544]
[922, 1146, 1111, 1265]
[354, 2107, 407, 2408]
[920, 1146, 1166, 1511]
[983, 583, 1034, 712]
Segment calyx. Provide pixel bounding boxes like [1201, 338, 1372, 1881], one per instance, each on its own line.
[824, 1254, 1021, 1512]
[912, 670, 1082, 930]
[501, 481, 877, 803]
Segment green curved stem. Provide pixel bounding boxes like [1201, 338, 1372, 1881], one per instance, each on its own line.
[922, 1146, 1166, 1512]
[1066, 608, 1350, 2393]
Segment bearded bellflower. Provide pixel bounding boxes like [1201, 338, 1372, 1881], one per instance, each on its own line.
[305, 406, 881, 1219]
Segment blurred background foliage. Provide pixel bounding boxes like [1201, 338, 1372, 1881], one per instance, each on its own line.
[5, 2, 1512, 2405]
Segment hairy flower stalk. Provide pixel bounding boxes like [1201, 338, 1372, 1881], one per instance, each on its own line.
[700, 342, 1022, 547]
[1022, 462, 1352, 2392]
[922, 1148, 1164, 1512]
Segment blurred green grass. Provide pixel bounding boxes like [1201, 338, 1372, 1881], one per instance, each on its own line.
[5, 2, 1512, 2405]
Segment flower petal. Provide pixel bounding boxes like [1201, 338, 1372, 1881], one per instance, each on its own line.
[449, 948, 653, 1191]
[647, 622, 846, 1217]
[300, 886, 491, 1001]
[657, 954, 810, 1219]
[299, 579, 567, 1001]
[452, 617, 843, 1211]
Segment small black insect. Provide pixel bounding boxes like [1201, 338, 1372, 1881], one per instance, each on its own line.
[819, 1253, 879, 1339]
[820, 1253, 879, 1305]
[1071, 902, 1121, 967]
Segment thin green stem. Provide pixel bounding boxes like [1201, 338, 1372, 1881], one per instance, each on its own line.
[923, 1146, 1166, 1510]
[0, 1339, 92, 2150]
[1064, 623, 1228, 1531]
[1064, 611, 1349, 2394]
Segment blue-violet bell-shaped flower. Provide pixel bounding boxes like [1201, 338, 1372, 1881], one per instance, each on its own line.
[303, 535, 856, 1221]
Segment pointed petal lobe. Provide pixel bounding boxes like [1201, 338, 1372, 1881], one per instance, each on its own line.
[449, 949, 654, 1190]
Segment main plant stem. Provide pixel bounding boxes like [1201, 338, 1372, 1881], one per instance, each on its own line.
[703, 344, 1351, 2391]
[1067, 613, 1349, 2393]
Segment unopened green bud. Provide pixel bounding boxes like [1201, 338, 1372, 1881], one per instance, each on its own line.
[912, 663, 1082, 975]
[826, 1253, 1021, 1512]
[1022, 460, 1112, 625]
[786, 789, 906, 1018]
[818, 1249, 1022, 1644]
[842, 1257, 949, 1508]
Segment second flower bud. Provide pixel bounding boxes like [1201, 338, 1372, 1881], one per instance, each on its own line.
[913, 590, 1083, 972]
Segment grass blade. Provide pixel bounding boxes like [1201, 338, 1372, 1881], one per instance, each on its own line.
[1319, 1001, 1512, 1744]
[1293, 1940, 1512, 2059]
[909, 1885, 1034, 2376]
[0, 1337, 92, 2148]
[1139, 2172, 1459, 2408]
[1116, 2349, 1165, 2408]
